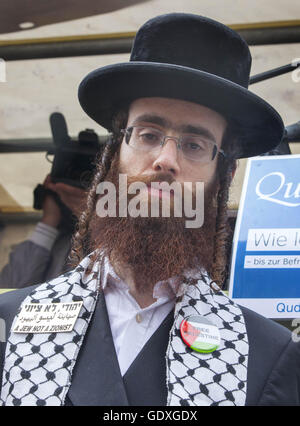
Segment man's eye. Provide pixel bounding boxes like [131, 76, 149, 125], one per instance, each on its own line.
[184, 141, 204, 151]
[139, 132, 160, 143]
[183, 136, 208, 151]
[187, 142, 201, 150]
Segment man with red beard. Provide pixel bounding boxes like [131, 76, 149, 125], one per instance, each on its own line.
[0, 14, 299, 407]
[87, 108, 220, 306]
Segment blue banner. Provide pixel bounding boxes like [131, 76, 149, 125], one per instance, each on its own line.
[229, 155, 300, 318]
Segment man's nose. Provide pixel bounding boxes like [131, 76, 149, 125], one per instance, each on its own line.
[152, 138, 180, 175]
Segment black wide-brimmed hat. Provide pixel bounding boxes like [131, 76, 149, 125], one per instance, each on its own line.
[78, 13, 284, 158]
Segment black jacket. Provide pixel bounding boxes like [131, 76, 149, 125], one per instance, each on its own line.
[0, 285, 299, 406]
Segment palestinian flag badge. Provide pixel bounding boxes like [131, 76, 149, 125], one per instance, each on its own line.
[180, 315, 221, 353]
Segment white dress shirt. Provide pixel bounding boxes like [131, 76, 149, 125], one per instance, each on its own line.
[101, 256, 182, 376]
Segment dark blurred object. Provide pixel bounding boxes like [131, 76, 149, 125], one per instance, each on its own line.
[33, 184, 63, 210]
[33, 184, 76, 234]
[261, 136, 291, 156]
[284, 121, 300, 143]
[262, 120, 300, 156]
[250, 61, 300, 85]
[33, 184, 48, 210]
[33, 112, 103, 215]
[49, 112, 102, 189]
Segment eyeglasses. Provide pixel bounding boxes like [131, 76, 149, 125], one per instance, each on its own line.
[121, 126, 226, 164]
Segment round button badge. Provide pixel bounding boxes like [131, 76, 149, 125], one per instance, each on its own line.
[180, 315, 221, 353]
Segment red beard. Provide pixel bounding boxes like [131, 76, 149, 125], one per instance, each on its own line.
[87, 154, 218, 293]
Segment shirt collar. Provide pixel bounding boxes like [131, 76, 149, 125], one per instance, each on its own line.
[100, 255, 186, 301]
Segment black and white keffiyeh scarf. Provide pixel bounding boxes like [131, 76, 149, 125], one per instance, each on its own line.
[1, 252, 249, 406]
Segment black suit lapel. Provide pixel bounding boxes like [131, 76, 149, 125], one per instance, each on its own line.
[66, 291, 129, 406]
[123, 309, 174, 406]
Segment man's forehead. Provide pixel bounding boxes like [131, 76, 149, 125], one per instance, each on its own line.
[127, 97, 227, 144]
[128, 97, 224, 116]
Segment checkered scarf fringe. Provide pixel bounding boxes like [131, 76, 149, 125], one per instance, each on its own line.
[1, 253, 248, 406]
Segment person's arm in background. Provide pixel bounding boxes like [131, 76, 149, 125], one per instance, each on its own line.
[0, 175, 87, 289]
[0, 177, 62, 289]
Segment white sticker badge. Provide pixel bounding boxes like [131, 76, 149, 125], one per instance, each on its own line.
[13, 301, 83, 334]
